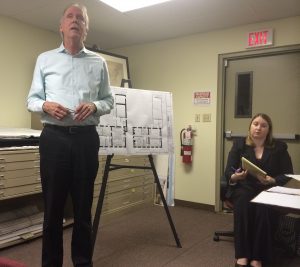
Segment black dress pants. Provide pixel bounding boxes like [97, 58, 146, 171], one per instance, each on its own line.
[39, 125, 99, 267]
[231, 185, 279, 263]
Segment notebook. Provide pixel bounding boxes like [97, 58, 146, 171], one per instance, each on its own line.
[241, 157, 267, 177]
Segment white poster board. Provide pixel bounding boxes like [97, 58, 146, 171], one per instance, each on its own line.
[97, 87, 174, 155]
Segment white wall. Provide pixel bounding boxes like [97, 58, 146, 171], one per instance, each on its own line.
[110, 16, 300, 205]
[0, 15, 60, 128]
[0, 14, 299, 206]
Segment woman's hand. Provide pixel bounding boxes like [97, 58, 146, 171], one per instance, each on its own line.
[256, 174, 276, 185]
[230, 169, 248, 183]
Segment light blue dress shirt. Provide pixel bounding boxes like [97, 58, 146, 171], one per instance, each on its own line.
[27, 43, 114, 126]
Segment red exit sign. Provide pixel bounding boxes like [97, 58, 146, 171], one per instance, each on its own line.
[247, 29, 273, 48]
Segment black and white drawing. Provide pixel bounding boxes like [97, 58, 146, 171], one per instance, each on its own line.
[97, 87, 174, 155]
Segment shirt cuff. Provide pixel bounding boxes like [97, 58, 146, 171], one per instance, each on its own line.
[229, 178, 237, 186]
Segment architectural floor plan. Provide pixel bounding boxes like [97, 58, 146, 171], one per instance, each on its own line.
[97, 87, 174, 155]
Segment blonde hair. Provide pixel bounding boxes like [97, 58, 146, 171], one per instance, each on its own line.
[246, 113, 274, 147]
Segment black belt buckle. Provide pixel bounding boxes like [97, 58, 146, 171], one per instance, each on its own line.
[69, 126, 78, 134]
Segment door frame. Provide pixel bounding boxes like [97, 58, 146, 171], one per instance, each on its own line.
[215, 44, 300, 212]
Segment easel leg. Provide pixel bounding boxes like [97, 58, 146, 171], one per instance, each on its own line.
[91, 154, 113, 254]
[148, 155, 182, 248]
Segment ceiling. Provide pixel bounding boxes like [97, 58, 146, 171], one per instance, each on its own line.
[1, 0, 300, 50]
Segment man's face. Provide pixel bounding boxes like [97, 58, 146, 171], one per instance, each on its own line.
[60, 6, 87, 42]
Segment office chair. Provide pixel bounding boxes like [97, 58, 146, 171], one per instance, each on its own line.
[213, 175, 234, 241]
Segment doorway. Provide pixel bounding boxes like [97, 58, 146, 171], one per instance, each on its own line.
[215, 44, 300, 211]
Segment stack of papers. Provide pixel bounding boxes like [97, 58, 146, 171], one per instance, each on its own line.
[0, 128, 41, 139]
[286, 174, 300, 181]
[251, 186, 300, 210]
[267, 186, 300, 195]
[0, 205, 44, 246]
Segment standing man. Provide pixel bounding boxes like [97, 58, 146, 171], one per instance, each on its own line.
[27, 3, 114, 267]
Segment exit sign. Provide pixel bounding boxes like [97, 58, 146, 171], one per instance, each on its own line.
[247, 29, 273, 48]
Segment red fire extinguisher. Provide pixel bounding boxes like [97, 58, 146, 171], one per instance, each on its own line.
[180, 126, 193, 164]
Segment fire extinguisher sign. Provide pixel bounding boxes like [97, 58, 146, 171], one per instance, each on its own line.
[193, 91, 211, 105]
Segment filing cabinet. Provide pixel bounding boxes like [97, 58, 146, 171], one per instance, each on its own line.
[0, 148, 40, 200]
[0, 148, 155, 248]
[0, 147, 44, 248]
[92, 155, 155, 223]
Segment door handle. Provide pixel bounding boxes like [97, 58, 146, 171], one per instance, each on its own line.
[224, 131, 246, 139]
[225, 131, 298, 140]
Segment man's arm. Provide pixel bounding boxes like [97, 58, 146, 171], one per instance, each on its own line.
[27, 56, 46, 113]
[93, 61, 114, 116]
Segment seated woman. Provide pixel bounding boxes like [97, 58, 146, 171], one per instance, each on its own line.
[224, 113, 293, 267]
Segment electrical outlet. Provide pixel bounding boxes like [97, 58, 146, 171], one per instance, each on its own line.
[195, 114, 201, 122]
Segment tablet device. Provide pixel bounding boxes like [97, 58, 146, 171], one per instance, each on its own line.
[241, 157, 267, 177]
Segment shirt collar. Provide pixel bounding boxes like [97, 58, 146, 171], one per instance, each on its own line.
[58, 43, 87, 55]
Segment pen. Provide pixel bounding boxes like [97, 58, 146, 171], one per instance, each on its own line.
[231, 166, 241, 173]
[66, 108, 76, 114]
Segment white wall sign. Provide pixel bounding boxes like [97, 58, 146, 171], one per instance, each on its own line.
[193, 91, 211, 105]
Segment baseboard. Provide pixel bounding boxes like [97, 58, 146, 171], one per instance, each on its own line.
[174, 199, 214, 212]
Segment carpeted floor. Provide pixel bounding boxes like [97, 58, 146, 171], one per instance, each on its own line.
[0, 205, 299, 266]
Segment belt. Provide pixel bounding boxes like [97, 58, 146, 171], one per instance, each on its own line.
[44, 124, 96, 134]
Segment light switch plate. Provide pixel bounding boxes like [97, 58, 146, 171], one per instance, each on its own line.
[195, 114, 201, 122]
[203, 113, 211, 122]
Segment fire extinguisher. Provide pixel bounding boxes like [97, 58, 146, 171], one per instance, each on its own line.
[180, 126, 193, 164]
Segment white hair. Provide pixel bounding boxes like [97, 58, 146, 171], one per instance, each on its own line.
[60, 3, 89, 41]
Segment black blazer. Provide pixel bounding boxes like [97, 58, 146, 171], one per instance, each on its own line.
[224, 138, 293, 189]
